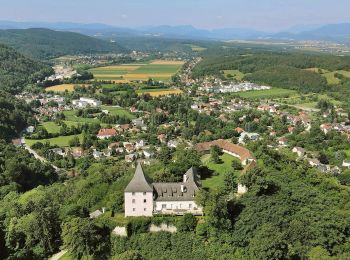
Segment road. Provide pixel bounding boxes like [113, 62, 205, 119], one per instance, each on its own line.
[21, 137, 63, 173]
[50, 250, 67, 260]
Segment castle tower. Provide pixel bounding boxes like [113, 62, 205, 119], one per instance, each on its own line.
[124, 163, 154, 217]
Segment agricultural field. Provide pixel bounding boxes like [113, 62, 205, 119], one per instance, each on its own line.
[25, 134, 83, 147]
[201, 153, 240, 190]
[45, 84, 91, 92]
[89, 60, 184, 82]
[185, 44, 207, 52]
[223, 70, 245, 81]
[136, 88, 183, 97]
[236, 88, 297, 99]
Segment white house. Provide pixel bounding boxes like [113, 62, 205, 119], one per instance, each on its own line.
[124, 164, 203, 217]
[292, 147, 305, 157]
[342, 160, 350, 168]
[72, 97, 102, 108]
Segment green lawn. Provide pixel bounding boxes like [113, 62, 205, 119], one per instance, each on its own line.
[236, 88, 297, 99]
[25, 134, 83, 147]
[136, 88, 170, 93]
[41, 122, 61, 134]
[224, 70, 245, 81]
[201, 153, 240, 190]
[100, 106, 135, 119]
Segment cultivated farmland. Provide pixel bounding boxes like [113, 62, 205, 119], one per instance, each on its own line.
[89, 60, 184, 82]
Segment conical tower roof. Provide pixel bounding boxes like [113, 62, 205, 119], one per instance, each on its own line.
[125, 163, 153, 192]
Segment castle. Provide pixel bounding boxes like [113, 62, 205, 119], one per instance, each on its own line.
[124, 163, 203, 217]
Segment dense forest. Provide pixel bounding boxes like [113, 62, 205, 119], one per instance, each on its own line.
[0, 44, 52, 93]
[0, 28, 127, 59]
[193, 46, 350, 92]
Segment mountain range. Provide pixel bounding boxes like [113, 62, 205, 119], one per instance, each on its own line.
[0, 20, 350, 43]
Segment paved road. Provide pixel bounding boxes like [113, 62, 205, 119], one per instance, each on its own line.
[21, 137, 62, 173]
[50, 250, 67, 260]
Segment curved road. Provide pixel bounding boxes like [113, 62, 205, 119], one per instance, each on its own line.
[21, 137, 63, 173]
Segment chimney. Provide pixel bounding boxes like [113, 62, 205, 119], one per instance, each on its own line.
[181, 185, 186, 193]
[183, 174, 188, 183]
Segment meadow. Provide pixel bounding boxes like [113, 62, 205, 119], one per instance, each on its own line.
[25, 134, 83, 147]
[89, 60, 184, 82]
[304, 68, 350, 85]
[223, 69, 245, 81]
[236, 88, 297, 99]
[201, 153, 240, 190]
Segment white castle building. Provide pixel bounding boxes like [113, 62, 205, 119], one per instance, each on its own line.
[124, 163, 203, 217]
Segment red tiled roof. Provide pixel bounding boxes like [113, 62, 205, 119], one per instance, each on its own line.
[97, 128, 117, 137]
[194, 139, 254, 161]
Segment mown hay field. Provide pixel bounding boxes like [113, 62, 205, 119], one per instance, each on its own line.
[89, 60, 184, 82]
[137, 89, 183, 97]
[45, 84, 91, 92]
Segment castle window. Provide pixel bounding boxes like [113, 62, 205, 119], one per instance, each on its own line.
[189, 204, 192, 209]
[162, 204, 166, 209]
[143, 192, 146, 195]
[132, 199, 135, 203]
[144, 199, 147, 203]
[132, 192, 135, 196]
[144, 208, 147, 211]
[133, 208, 135, 211]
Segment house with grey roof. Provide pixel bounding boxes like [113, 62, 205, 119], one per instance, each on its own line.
[124, 163, 203, 217]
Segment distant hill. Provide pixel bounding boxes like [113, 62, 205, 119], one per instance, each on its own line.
[1, 21, 350, 43]
[0, 28, 127, 59]
[271, 23, 350, 43]
[0, 43, 52, 93]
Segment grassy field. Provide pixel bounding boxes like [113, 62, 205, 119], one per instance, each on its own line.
[236, 88, 297, 99]
[304, 68, 350, 85]
[223, 70, 245, 81]
[89, 60, 184, 82]
[279, 93, 343, 109]
[41, 121, 80, 134]
[25, 134, 83, 147]
[186, 44, 207, 52]
[63, 106, 135, 124]
[201, 153, 240, 190]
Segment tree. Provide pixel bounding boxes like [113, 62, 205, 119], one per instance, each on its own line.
[177, 214, 198, 232]
[62, 217, 110, 259]
[210, 145, 221, 164]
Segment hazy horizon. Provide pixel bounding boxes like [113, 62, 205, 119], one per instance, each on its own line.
[1, 0, 350, 32]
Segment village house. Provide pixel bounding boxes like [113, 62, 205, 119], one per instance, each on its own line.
[238, 132, 260, 144]
[97, 128, 117, 139]
[277, 137, 288, 146]
[125, 153, 137, 163]
[124, 163, 203, 217]
[72, 97, 102, 108]
[342, 160, 350, 168]
[292, 147, 306, 157]
[320, 123, 333, 134]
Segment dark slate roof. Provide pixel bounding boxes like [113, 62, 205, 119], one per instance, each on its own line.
[153, 167, 200, 202]
[125, 163, 153, 193]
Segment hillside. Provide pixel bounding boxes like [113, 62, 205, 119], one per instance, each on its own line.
[0, 43, 52, 93]
[0, 28, 127, 59]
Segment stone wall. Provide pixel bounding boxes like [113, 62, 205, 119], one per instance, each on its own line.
[149, 223, 177, 233]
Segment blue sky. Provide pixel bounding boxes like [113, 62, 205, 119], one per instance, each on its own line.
[1, 0, 349, 32]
